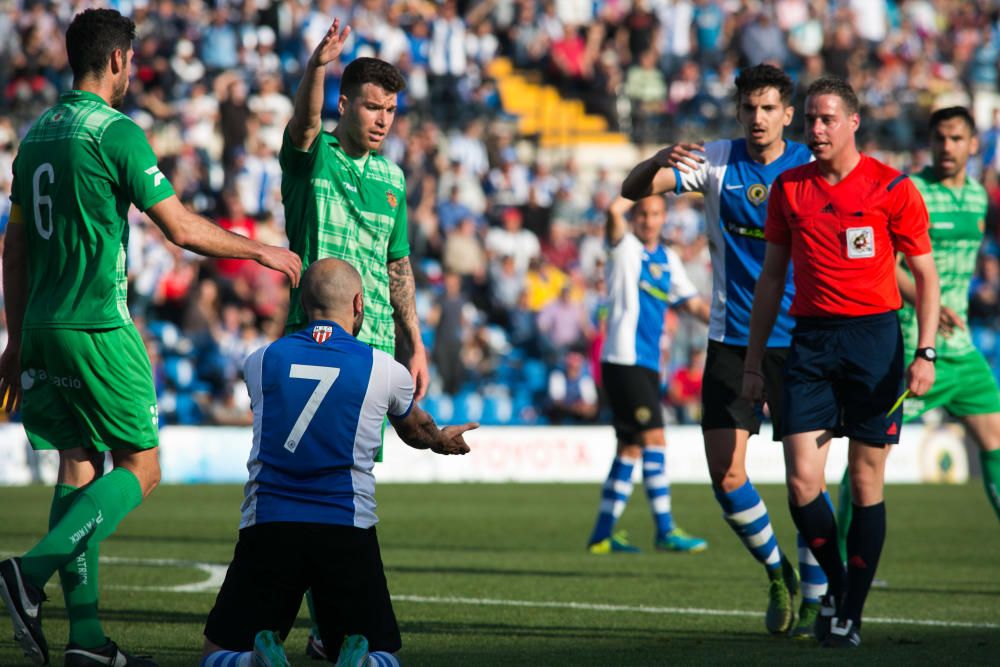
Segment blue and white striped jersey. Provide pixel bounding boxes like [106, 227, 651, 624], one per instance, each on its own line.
[240, 321, 414, 530]
[602, 232, 698, 372]
[675, 138, 811, 347]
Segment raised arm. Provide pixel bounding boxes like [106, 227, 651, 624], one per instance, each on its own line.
[621, 143, 705, 200]
[904, 252, 940, 397]
[741, 242, 792, 402]
[388, 256, 429, 400]
[0, 207, 27, 412]
[287, 19, 352, 151]
[389, 403, 476, 455]
[146, 195, 301, 287]
[605, 195, 633, 246]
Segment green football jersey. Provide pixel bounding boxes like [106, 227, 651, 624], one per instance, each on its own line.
[280, 129, 409, 352]
[10, 90, 175, 330]
[899, 167, 988, 358]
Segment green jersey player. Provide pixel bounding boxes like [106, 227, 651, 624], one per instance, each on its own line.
[280, 20, 428, 397]
[0, 9, 300, 665]
[838, 106, 1000, 537]
[279, 20, 428, 660]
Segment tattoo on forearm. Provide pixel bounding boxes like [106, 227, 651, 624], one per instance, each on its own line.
[399, 409, 441, 450]
[389, 257, 420, 344]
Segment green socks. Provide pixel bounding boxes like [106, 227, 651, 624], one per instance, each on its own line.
[306, 588, 321, 640]
[836, 467, 852, 562]
[980, 448, 1000, 522]
[50, 484, 106, 648]
[21, 468, 143, 595]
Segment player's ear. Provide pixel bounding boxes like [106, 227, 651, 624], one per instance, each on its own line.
[353, 291, 364, 316]
[783, 104, 794, 127]
[971, 134, 980, 156]
[338, 94, 349, 117]
[110, 48, 124, 75]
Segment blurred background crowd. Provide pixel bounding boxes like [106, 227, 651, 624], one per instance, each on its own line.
[1, 0, 1000, 427]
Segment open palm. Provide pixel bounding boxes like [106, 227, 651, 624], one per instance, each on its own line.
[309, 18, 352, 69]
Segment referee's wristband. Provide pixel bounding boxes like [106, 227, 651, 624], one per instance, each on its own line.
[743, 369, 764, 378]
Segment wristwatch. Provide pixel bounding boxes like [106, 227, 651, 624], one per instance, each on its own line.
[915, 347, 937, 363]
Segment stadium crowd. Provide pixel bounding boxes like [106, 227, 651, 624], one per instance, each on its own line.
[1, 0, 1000, 427]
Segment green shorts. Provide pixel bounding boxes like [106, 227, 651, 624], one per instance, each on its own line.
[20, 325, 159, 452]
[903, 350, 1000, 422]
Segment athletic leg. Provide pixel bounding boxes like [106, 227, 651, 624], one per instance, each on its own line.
[587, 441, 641, 551]
[52, 450, 106, 649]
[832, 440, 890, 646]
[784, 429, 844, 638]
[19, 448, 157, 589]
[964, 412, 1000, 521]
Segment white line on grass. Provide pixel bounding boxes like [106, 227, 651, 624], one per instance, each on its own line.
[391, 595, 1000, 630]
[6, 553, 996, 630]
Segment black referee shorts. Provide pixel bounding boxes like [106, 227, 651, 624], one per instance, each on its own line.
[784, 311, 905, 444]
[701, 340, 789, 441]
[204, 522, 401, 654]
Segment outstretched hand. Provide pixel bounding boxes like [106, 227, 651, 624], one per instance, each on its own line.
[654, 142, 706, 174]
[431, 422, 478, 455]
[308, 18, 352, 69]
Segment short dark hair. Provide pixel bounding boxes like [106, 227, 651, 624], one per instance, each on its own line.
[734, 64, 794, 106]
[66, 9, 136, 81]
[340, 57, 407, 98]
[929, 106, 977, 134]
[805, 76, 859, 115]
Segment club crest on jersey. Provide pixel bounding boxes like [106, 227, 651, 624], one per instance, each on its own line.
[386, 190, 398, 208]
[311, 325, 334, 344]
[649, 264, 663, 280]
[846, 226, 875, 259]
[746, 183, 768, 206]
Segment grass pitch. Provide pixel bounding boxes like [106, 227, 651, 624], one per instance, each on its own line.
[0, 482, 997, 666]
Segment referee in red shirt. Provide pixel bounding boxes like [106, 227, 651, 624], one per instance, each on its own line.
[742, 77, 940, 648]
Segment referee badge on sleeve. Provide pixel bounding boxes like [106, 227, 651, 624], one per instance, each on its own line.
[846, 227, 875, 259]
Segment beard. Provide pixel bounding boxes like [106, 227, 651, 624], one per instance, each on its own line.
[109, 75, 128, 108]
[352, 311, 365, 337]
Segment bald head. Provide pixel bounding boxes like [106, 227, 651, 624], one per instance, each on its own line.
[301, 258, 365, 334]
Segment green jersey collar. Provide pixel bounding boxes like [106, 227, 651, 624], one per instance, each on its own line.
[60, 90, 109, 106]
[324, 130, 379, 158]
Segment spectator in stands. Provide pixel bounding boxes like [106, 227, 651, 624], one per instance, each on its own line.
[547, 351, 599, 424]
[537, 285, 592, 364]
[433, 272, 467, 395]
[668, 345, 706, 425]
[485, 207, 540, 274]
[442, 217, 487, 292]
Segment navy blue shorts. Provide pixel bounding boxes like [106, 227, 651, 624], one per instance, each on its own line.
[783, 311, 904, 445]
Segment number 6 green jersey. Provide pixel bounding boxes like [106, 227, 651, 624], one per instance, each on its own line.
[9, 90, 175, 330]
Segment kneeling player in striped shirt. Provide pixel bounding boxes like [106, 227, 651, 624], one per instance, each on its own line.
[200, 259, 476, 667]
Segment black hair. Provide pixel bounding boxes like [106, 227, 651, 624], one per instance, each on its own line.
[735, 64, 794, 106]
[340, 57, 407, 98]
[929, 106, 977, 134]
[66, 9, 136, 81]
[805, 76, 860, 115]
